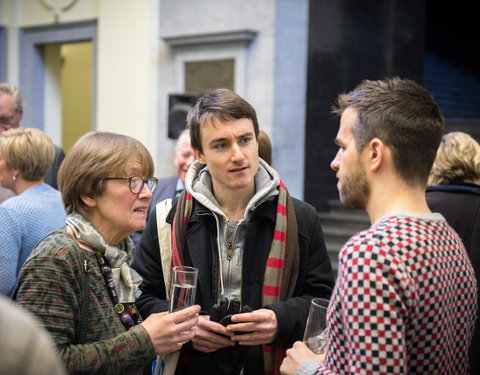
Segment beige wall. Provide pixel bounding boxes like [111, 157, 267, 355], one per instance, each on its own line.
[96, 0, 160, 156]
[61, 42, 92, 152]
[0, 0, 308, 192]
[17, 0, 98, 26]
[0, 0, 167, 175]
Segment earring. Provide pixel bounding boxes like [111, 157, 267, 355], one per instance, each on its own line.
[12, 175, 16, 181]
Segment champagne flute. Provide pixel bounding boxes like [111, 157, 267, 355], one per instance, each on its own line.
[169, 266, 198, 314]
[153, 266, 198, 375]
[303, 298, 329, 354]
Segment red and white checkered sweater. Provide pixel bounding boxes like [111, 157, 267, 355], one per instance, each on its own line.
[310, 214, 477, 375]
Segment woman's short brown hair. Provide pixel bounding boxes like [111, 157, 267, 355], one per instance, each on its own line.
[428, 131, 480, 186]
[258, 130, 272, 165]
[0, 127, 54, 181]
[58, 131, 154, 215]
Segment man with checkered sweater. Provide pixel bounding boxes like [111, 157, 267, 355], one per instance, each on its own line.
[281, 78, 477, 375]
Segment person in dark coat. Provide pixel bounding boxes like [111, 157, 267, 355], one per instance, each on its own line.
[426, 131, 480, 375]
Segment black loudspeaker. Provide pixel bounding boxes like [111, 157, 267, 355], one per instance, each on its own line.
[168, 93, 201, 139]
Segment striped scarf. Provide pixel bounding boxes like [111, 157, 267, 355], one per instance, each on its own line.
[171, 180, 299, 375]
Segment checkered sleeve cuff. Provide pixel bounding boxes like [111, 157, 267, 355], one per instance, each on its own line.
[297, 358, 326, 375]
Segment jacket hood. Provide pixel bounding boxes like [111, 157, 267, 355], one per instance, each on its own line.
[185, 159, 280, 220]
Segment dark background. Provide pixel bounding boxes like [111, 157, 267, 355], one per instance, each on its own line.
[304, 0, 480, 211]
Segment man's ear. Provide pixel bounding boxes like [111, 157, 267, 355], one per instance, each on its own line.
[193, 149, 206, 164]
[80, 194, 97, 208]
[368, 138, 385, 172]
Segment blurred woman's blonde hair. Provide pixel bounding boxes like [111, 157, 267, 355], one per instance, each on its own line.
[428, 131, 480, 186]
[0, 127, 54, 181]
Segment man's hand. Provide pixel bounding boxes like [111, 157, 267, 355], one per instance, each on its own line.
[226, 308, 278, 346]
[280, 341, 325, 375]
[191, 315, 235, 353]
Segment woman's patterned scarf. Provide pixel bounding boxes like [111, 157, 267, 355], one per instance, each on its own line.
[172, 180, 299, 374]
[66, 212, 142, 303]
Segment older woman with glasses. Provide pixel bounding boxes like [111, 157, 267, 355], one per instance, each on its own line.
[14, 131, 200, 375]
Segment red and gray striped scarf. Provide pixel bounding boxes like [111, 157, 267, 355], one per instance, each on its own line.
[171, 180, 299, 374]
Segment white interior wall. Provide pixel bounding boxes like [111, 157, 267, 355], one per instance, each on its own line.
[1, 0, 20, 85]
[157, 0, 277, 178]
[1, 0, 162, 173]
[0, 0, 309, 189]
[96, 0, 160, 172]
[159, 0, 276, 132]
[272, 0, 309, 199]
[158, 0, 308, 197]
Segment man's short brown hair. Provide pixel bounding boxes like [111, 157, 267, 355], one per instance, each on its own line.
[332, 77, 445, 187]
[187, 88, 259, 153]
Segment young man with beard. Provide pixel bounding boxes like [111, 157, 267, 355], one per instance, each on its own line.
[280, 78, 477, 375]
[133, 88, 335, 375]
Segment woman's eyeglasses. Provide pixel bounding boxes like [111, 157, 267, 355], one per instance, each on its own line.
[102, 176, 158, 194]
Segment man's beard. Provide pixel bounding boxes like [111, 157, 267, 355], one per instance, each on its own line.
[339, 162, 370, 210]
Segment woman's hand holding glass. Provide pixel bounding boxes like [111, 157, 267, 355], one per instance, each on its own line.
[141, 304, 200, 355]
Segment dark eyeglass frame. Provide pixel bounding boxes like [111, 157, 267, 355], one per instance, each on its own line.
[102, 176, 158, 194]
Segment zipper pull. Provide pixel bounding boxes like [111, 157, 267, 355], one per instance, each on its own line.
[227, 242, 233, 261]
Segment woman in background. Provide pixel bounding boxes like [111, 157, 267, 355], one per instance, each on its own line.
[15, 131, 199, 375]
[258, 130, 272, 166]
[426, 131, 480, 375]
[0, 127, 66, 296]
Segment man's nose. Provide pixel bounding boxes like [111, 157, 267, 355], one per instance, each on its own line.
[230, 143, 244, 161]
[331, 150, 341, 171]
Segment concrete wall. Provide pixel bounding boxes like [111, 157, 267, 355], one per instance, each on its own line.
[157, 0, 308, 196]
[0, 0, 309, 194]
[0, 0, 162, 171]
[96, 0, 159, 159]
[156, 0, 277, 177]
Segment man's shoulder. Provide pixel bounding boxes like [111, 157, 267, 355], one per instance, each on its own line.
[291, 197, 317, 217]
[284, 197, 320, 236]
